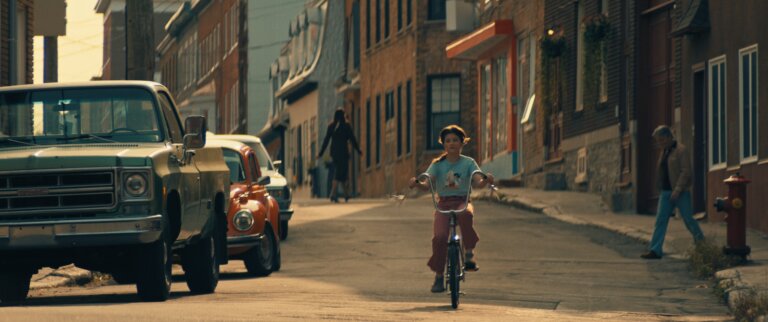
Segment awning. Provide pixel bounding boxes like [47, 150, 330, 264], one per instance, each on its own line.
[446, 20, 514, 60]
[671, 0, 709, 37]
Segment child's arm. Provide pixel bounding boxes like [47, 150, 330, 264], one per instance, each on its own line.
[409, 176, 431, 191]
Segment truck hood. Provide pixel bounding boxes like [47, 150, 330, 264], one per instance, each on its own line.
[263, 170, 288, 188]
[0, 144, 165, 171]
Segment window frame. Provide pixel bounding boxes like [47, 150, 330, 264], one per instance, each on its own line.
[739, 44, 758, 163]
[708, 55, 727, 170]
[426, 74, 462, 150]
[427, 0, 446, 21]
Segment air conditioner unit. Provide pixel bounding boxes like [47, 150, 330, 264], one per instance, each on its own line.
[447, 0, 475, 32]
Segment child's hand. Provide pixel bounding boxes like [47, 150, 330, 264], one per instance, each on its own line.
[486, 173, 495, 185]
[408, 177, 418, 189]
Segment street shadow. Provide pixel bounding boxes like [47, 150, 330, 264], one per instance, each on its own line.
[387, 304, 459, 313]
[9, 291, 193, 307]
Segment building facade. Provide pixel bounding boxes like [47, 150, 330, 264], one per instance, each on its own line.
[446, 0, 545, 185]
[674, 0, 768, 232]
[2, 0, 35, 85]
[95, 0, 183, 81]
[357, 0, 477, 197]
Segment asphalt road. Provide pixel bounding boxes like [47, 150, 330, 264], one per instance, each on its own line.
[5, 197, 730, 321]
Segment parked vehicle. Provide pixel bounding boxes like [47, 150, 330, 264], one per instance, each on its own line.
[0, 81, 230, 303]
[208, 134, 293, 240]
[207, 139, 281, 275]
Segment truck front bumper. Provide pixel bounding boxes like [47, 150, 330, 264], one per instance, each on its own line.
[0, 214, 163, 249]
[279, 208, 294, 221]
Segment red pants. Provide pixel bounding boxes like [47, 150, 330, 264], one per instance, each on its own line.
[427, 196, 479, 274]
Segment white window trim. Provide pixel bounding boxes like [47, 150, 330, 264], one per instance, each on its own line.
[708, 55, 727, 170]
[739, 44, 758, 164]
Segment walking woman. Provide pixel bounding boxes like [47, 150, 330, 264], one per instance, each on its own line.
[318, 109, 362, 203]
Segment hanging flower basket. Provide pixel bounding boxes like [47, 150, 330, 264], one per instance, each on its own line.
[583, 14, 610, 43]
[540, 33, 566, 58]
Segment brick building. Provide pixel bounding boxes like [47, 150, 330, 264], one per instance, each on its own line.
[95, 0, 183, 81]
[357, 0, 477, 197]
[2, 0, 34, 85]
[673, 0, 768, 232]
[446, 0, 545, 185]
[540, 0, 640, 212]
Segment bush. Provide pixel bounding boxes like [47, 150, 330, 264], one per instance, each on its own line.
[732, 287, 768, 322]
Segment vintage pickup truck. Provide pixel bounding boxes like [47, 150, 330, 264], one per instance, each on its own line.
[0, 81, 230, 302]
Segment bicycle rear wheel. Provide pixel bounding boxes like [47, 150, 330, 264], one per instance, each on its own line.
[448, 244, 460, 309]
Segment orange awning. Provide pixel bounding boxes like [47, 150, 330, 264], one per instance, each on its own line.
[446, 20, 514, 60]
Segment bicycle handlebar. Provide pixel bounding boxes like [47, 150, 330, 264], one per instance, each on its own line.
[417, 170, 494, 215]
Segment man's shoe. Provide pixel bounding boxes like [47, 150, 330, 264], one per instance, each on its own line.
[640, 251, 662, 259]
[431, 276, 445, 293]
[694, 212, 708, 221]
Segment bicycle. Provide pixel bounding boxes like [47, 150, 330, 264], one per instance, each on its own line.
[415, 170, 496, 309]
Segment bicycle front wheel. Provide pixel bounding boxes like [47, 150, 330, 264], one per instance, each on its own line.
[448, 244, 461, 309]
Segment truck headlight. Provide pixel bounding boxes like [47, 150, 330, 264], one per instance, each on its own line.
[233, 210, 254, 231]
[125, 174, 148, 197]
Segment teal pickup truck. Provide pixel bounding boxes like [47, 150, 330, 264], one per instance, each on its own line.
[0, 81, 230, 303]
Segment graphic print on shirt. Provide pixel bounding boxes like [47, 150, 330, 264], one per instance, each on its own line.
[444, 170, 462, 189]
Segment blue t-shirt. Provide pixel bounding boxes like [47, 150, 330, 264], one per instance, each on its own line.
[425, 155, 481, 197]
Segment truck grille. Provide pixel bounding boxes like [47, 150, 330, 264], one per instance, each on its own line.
[0, 170, 116, 214]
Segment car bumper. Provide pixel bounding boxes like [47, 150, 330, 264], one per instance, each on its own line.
[227, 233, 264, 248]
[279, 208, 294, 221]
[0, 214, 164, 250]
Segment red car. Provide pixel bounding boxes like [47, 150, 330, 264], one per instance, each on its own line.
[207, 139, 281, 276]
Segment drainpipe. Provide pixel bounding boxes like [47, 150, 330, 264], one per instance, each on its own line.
[9, 0, 17, 85]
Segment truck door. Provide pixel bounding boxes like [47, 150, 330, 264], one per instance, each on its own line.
[158, 92, 201, 239]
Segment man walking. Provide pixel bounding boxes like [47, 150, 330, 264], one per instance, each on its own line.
[642, 125, 704, 259]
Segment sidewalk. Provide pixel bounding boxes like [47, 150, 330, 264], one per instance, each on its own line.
[473, 187, 768, 313]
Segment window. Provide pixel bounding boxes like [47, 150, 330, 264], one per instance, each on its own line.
[376, 0, 381, 43]
[384, 0, 390, 39]
[366, 0, 371, 49]
[397, 0, 403, 31]
[739, 45, 758, 162]
[493, 57, 508, 154]
[223, 149, 246, 183]
[158, 92, 183, 143]
[407, 0, 412, 25]
[366, 99, 371, 167]
[599, 0, 608, 103]
[397, 84, 402, 156]
[427, 75, 461, 149]
[248, 152, 261, 181]
[406, 80, 412, 153]
[428, 0, 446, 20]
[376, 95, 381, 165]
[709, 56, 727, 168]
[352, 2, 360, 68]
[385, 91, 394, 120]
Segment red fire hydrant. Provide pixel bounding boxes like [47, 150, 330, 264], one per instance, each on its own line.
[714, 173, 751, 258]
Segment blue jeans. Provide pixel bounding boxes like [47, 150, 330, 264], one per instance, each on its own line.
[649, 190, 704, 256]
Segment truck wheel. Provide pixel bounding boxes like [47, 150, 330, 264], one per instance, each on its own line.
[279, 219, 289, 240]
[0, 269, 32, 304]
[182, 230, 220, 294]
[272, 237, 282, 272]
[135, 229, 172, 302]
[244, 227, 275, 276]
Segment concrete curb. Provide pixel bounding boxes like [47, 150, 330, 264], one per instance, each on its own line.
[30, 265, 93, 290]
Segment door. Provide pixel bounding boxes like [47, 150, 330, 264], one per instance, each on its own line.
[637, 3, 673, 213]
[692, 68, 707, 214]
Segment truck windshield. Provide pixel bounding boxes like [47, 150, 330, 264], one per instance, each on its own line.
[0, 87, 163, 146]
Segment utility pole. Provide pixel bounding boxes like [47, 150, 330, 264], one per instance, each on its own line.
[43, 37, 58, 82]
[125, 0, 154, 80]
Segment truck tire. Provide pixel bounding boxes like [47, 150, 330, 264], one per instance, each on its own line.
[182, 229, 220, 294]
[244, 227, 276, 276]
[0, 268, 32, 304]
[110, 270, 136, 285]
[135, 228, 172, 302]
[279, 219, 289, 240]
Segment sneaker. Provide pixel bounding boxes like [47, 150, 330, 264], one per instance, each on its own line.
[465, 253, 479, 271]
[640, 251, 662, 259]
[431, 275, 445, 293]
[694, 212, 708, 221]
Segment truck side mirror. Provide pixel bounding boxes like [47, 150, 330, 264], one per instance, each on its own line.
[184, 116, 207, 149]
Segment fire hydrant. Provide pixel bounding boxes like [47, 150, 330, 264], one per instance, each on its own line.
[714, 173, 751, 258]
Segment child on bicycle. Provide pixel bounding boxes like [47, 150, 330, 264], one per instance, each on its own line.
[408, 125, 494, 293]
